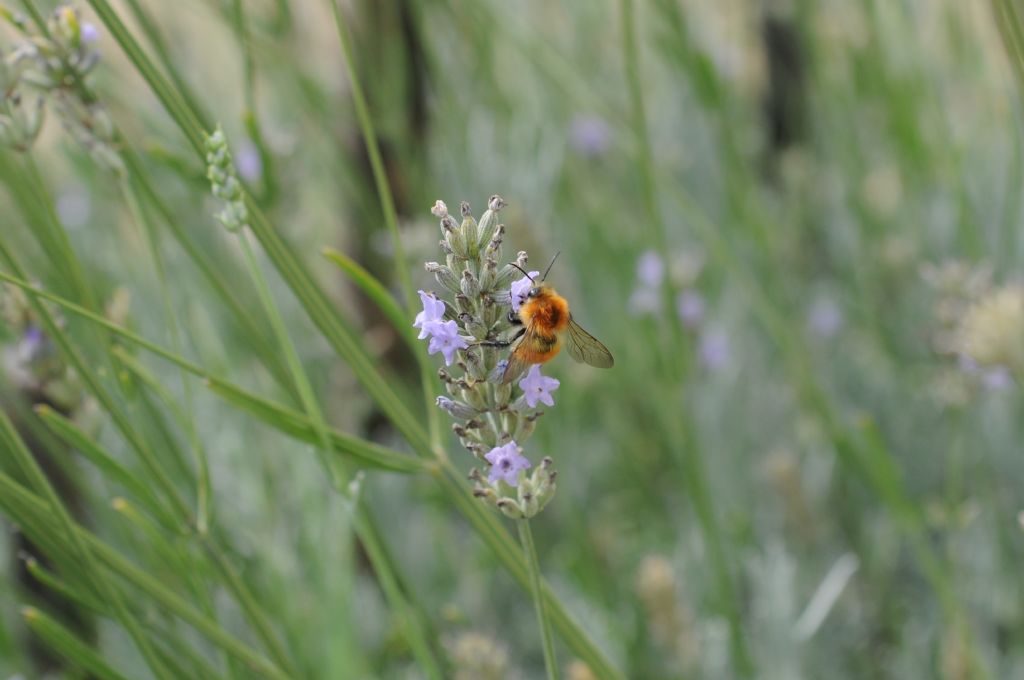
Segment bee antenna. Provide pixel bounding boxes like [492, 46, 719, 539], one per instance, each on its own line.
[541, 252, 561, 281]
[510, 263, 535, 282]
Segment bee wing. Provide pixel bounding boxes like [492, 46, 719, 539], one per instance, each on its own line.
[501, 325, 537, 384]
[566, 316, 614, 368]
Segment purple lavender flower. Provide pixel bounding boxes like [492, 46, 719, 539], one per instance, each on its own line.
[235, 138, 263, 183]
[699, 327, 731, 371]
[426, 319, 468, 366]
[982, 366, 1013, 392]
[413, 290, 446, 339]
[80, 22, 100, 44]
[569, 115, 612, 157]
[636, 250, 665, 289]
[23, 326, 44, 351]
[958, 355, 1014, 392]
[519, 364, 560, 408]
[484, 441, 532, 486]
[510, 271, 540, 313]
[676, 290, 706, 328]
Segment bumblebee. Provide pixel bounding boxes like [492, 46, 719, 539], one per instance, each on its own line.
[490, 258, 613, 384]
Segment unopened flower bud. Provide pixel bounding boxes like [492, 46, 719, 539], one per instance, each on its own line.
[462, 314, 487, 339]
[436, 396, 478, 419]
[461, 214, 479, 258]
[431, 199, 448, 218]
[460, 200, 472, 218]
[496, 498, 525, 519]
[477, 197, 505, 249]
[494, 260, 522, 291]
[454, 293, 473, 314]
[484, 224, 506, 259]
[425, 262, 461, 294]
[473, 485, 498, 502]
[479, 257, 498, 291]
[461, 385, 486, 409]
[460, 269, 481, 298]
[446, 222, 468, 258]
[513, 413, 538, 440]
[487, 194, 507, 212]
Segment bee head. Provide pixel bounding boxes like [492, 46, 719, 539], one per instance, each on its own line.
[527, 283, 552, 300]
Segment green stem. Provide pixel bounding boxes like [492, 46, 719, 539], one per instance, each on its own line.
[519, 520, 560, 680]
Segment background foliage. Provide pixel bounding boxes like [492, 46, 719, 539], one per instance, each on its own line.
[1, 0, 1024, 678]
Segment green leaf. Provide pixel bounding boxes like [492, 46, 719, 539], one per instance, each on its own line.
[22, 607, 132, 680]
[206, 378, 424, 474]
[0, 473, 290, 680]
[34, 404, 173, 527]
[0, 408, 173, 680]
[322, 246, 419, 356]
[0, 269, 421, 475]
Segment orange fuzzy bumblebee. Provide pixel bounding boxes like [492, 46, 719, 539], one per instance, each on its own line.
[501, 283, 613, 384]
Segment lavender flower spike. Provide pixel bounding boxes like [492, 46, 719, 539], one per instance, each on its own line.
[485, 442, 532, 487]
[519, 365, 560, 408]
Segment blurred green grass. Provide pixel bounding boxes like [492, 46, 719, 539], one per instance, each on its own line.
[1, 0, 1024, 678]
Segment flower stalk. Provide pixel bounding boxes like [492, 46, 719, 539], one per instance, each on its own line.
[519, 519, 560, 680]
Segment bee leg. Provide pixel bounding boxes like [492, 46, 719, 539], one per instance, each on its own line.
[507, 310, 523, 326]
[477, 327, 525, 348]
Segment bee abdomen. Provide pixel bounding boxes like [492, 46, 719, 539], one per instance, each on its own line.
[520, 334, 562, 364]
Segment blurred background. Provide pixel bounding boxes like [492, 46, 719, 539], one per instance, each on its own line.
[2, 0, 1024, 678]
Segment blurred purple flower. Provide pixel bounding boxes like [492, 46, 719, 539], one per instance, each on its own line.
[235, 138, 263, 183]
[21, 326, 45, 359]
[808, 296, 843, 338]
[636, 250, 665, 288]
[80, 22, 100, 44]
[569, 115, 612, 157]
[959, 355, 1014, 392]
[982, 366, 1013, 392]
[676, 290, 705, 328]
[699, 327, 731, 371]
[485, 441, 532, 486]
[413, 290, 446, 339]
[519, 364, 560, 408]
[510, 271, 539, 313]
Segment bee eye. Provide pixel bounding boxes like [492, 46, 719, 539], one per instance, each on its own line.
[528, 287, 540, 298]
